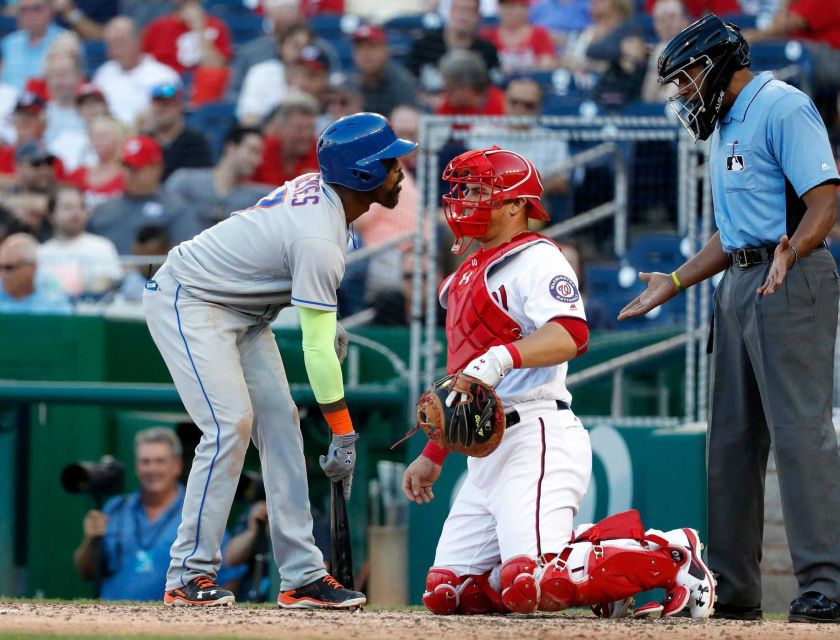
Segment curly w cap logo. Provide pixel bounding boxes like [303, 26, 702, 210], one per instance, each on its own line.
[549, 275, 579, 303]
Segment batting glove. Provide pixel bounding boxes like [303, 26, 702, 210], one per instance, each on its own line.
[319, 432, 359, 499]
[446, 345, 514, 407]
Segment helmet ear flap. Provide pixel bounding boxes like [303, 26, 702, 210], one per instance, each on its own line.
[351, 168, 374, 185]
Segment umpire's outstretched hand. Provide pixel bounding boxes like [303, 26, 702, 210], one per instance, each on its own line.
[617, 272, 681, 321]
[757, 234, 796, 297]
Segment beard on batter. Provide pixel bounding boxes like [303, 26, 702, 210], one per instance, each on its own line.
[373, 181, 402, 209]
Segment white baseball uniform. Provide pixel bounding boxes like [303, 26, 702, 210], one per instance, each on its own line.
[433, 238, 592, 574]
[143, 173, 348, 592]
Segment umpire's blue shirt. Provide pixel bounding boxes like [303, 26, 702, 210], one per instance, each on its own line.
[710, 71, 840, 253]
[100, 486, 245, 600]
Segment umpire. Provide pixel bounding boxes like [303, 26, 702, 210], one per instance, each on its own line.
[619, 15, 840, 623]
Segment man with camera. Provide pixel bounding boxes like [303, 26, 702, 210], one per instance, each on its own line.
[73, 427, 244, 601]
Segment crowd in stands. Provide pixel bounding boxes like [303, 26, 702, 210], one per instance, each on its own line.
[0, 0, 835, 330]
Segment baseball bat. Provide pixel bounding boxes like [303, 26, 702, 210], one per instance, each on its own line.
[330, 479, 354, 589]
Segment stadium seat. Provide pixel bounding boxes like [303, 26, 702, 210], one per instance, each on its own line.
[185, 101, 236, 160]
[0, 14, 15, 38]
[205, 0, 250, 10]
[633, 13, 656, 43]
[386, 30, 414, 63]
[620, 101, 672, 118]
[83, 40, 107, 79]
[828, 238, 840, 268]
[721, 13, 758, 30]
[384, 13, 443, 33]
[625, 233, 687, 274]
[542, 95, 599, 117]
[749, 40, 813, 90]
[309, 13, 356, 39]
[223, 13, 267, 46]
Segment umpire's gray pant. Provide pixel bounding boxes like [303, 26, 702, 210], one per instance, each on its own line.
[708, 248, 840, 607]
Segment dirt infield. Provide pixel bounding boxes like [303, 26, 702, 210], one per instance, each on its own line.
[2, 603, 840, 640]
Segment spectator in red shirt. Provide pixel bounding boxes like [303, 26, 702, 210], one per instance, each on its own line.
[742, 0, 840, 111]
[251, 92, 319, 186]
[141, 0, 232, 101]
[435, 49, 506, 117]
[643, 0, 740, 17]
[66, 114, 126, 209]
[482, 0, 558, 74]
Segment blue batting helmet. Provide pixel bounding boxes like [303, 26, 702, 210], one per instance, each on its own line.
[317, 112, 417, 191]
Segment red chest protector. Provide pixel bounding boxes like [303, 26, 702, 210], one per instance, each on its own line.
[442, 232, 551, 373]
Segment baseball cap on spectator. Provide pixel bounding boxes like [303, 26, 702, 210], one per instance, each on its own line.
[122, 136, 163, 169]
[352, 24, 387, 44]
[15, 140, 55, 164]
[76, 83, 106, 105]
[14, 92, 45, 115]
[328, 74, 363, 99]
[150, 80, 183, 102]
[298, 45, 331, 73]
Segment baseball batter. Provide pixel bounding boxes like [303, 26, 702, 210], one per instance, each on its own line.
[143, 113, 416, 607]
[402, 147, 715, 617]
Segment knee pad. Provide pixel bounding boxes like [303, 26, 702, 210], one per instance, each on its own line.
[422, 567, 506, 615]
[458, 572, 506, 614]
[500, 556, 540, 614]
[422, 567, 459, 615]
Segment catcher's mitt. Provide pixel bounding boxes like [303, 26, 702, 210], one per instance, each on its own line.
[392, 374, 505, 457]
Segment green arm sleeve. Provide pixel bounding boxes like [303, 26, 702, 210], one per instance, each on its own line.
[299, 306, 344, 405]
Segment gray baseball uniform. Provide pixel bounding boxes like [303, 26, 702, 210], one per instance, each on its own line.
[143, 173, 349, 591]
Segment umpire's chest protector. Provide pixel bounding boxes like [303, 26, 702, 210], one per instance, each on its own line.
[442, 232, 547, 373]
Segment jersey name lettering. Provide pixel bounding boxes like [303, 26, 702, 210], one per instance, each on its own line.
[290, 174, 321, 206]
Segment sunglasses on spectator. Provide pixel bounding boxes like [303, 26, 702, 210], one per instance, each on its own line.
[508, 98, 540, 111]
[151, 84, 180, 100]
[0, 262, 33, 272]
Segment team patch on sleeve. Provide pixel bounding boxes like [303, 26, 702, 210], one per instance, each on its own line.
[549, 275, 580, 303]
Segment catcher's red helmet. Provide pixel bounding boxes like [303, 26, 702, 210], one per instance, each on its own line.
[441, 146, 548, 254]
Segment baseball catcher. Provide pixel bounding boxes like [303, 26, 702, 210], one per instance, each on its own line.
[401, 146, 715, 618]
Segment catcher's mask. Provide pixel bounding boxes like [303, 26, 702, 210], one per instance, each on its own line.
[658, 14, 750, 142]
[441, 146, 548, 255]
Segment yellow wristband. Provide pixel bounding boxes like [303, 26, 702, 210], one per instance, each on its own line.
[670, 271, 685, 292]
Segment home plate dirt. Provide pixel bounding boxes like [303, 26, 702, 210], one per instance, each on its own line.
[1, 603, 839, 639]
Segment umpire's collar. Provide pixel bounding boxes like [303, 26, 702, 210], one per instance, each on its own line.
[721, 71, 774, 124]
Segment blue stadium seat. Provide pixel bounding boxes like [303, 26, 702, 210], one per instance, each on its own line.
[625, 233, 687, 274]
[633, 13, 656, 43]
[386, 30, 414, 63]
[542, 94, 599, 117]
[84, 40, 107, 78]
[829, 238, 840, 268]
[585, 262, 648, 329]
[721, 13, 757, 29]
[309, 14, 347, 39]
[0, 14, 15, 38]
[330, 36, 355, 73]
[185, 101, 236, 161]
[749, 40, 813, 90]
[223, 13, 266, 46]
[384, 13, 443, 33]
[620, 101, 671, 118]
[203, 0, 254, 17]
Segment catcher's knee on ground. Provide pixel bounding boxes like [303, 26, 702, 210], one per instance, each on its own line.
[423, 567, 506, 615]
[500, 556, 540, 614]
